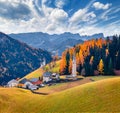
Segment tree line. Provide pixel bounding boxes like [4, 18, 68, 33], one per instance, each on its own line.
[60, 35, 120, 76]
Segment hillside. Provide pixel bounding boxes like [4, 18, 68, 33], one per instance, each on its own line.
[0, 77, 120, 113]
[9, 32, 103, 55]
[22, 68, 44, 80]
[22, 60, 60, 80]
[0, 32, 52, 85]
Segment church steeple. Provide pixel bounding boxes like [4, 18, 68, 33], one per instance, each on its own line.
[72, 53, 77, 77]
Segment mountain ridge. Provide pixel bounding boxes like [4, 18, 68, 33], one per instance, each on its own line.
[9, 32, 104, 55]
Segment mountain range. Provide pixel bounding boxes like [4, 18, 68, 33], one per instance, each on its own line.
[0, 32, 52, 85]
[9, 32, 104, 56]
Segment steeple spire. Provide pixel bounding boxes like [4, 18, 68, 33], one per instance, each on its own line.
[72, 53, 77, 78]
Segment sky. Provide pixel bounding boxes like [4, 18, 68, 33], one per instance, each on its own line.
[0, 0, 120, 36]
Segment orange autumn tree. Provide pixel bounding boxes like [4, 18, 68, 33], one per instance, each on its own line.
[60, 52, 67, 74]
[98, 59, 104, 75]
[68, 48, 74, 74]
[79, 49, 84, 65]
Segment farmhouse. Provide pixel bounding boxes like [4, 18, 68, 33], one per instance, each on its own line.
[29, 78, 39, 82]
[23, 81, 33, 89]
[29, 78, 42, 86]
[18, 78, 39, 90]
[18, 78, 29, 88]
[28, 85, 39, 90]
[51, 73, 60, 80]
[7, 79, 18, 87]
[43, 72, 52, 83]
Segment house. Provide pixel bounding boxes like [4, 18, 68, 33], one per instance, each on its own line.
[28, 85, 39, 90]
[43, 72, 52, 83]
[31, 80, 42, 86]
[7, 79, 18, 87]
[19, 78, 28, 84]
[18, 78, 39, 90]
[52, 73, 60, 80]
[29, 78, 39, 83]
[23, 81, 38, 90]
[52, 73, 56, 77]
[18, 78, 28, 88]
[29, 77, 43, 86]
[23, 81, 33, 89]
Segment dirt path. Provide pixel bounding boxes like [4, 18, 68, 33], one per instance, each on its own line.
[33, 77, 92, 95]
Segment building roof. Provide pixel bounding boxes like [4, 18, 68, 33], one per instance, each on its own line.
[24, 81, 33, 86]
[7, 79, 18, 84]
[31, 80, 42, 85]
[19, 78, 28, 84]
[29, 78, 39, 82]
[43, 72, 52, 77]
[52, 73, 57, 76]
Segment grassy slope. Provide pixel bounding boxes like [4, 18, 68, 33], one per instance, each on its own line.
[0, 77, 120, 113]
[90, 75, 118, 81]
[22, 60, 60, 80]
[44, 60, 60, 73]
[22, 68, 44, 79]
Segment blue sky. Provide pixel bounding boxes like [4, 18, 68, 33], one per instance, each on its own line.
[0, 0, 120, 36]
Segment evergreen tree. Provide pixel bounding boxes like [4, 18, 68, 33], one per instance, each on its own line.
[108, 58, 113, 75]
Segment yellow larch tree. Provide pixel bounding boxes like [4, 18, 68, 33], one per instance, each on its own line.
[98, 59, 104, 75]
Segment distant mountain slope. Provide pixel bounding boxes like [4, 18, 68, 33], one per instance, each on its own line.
[9, 32, 104, 55]
[0, 32, 52, 85]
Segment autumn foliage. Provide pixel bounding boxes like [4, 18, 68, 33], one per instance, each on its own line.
[60, 35, 120, 76]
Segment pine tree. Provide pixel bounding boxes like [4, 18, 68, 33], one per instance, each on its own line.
[98, 59, 104, 75]
[108, 58, 113, 74]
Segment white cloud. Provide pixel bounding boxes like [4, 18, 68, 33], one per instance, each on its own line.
[93, 2, 112, 10]
[100, 7, 119, 21]
[69, 9, 87, 24]
[50, 8, 68, 22]
[55, 0, 65, 8]
[69, 9, 96, 26]
[0, 0, 119, 37]
[69, 0, 97, 25]
[0, 0, 69, 34]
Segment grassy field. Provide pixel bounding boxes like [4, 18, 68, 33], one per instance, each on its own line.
[0, 77, 120, 113]
[22, 68, 44, 79]
[44, 60, 60, 73]
[34, 75, 117, 94]
[90, 75, 118, 81]
[34, 77, 91, 94]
